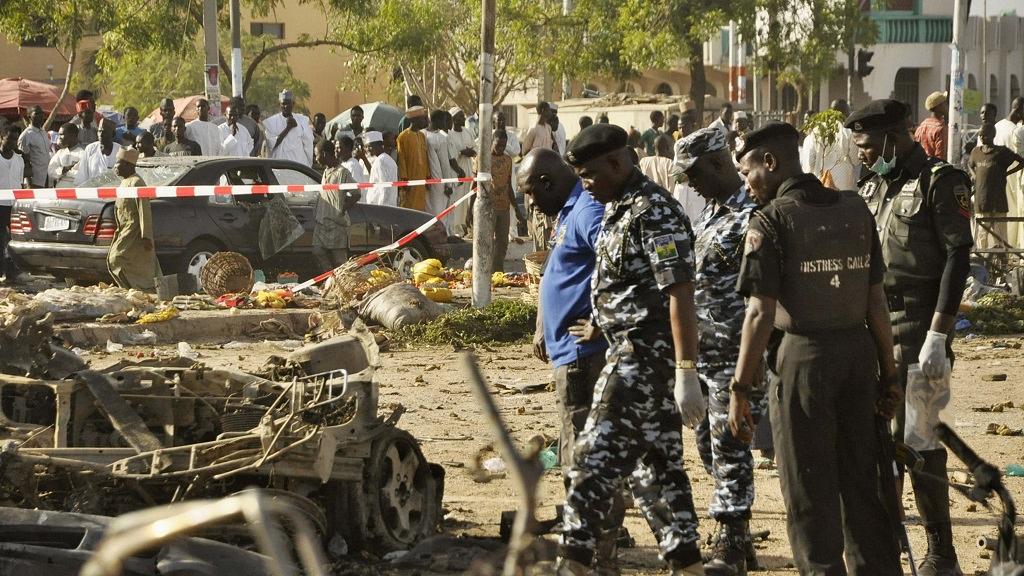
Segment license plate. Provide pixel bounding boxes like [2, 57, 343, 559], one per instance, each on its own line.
[40, 215, 71, 232]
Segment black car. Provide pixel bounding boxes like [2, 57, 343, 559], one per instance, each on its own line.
[8, 156, 451, 284]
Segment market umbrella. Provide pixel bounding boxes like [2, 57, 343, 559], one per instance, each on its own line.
[141, 94, 231, 126]
[0, 77, 77, 122]
[326, 101, 404, 137]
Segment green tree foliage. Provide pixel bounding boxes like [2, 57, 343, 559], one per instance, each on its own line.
[747, 0, 877, 112]
[336, 0, 566, 110]
[95, 30, 310, 115]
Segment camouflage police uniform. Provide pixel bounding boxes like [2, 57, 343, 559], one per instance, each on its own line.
[692, 184, 765, 521]
[560, 170, 703, 569]
[852, 103, 974, 576]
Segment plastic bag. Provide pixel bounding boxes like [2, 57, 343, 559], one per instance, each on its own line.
[904, 361, 951, 451]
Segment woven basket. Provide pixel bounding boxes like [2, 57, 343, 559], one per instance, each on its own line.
[200, 252, 255, 297]
[524, 250, 549, 298]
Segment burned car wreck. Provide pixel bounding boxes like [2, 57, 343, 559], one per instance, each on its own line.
[0, 323, 444, 560]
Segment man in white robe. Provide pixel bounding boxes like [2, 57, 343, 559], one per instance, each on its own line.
[263, 89, 314, 166]
[185, 98, 223, 156]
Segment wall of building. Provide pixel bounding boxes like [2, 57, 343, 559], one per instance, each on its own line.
[242, 3, 390, 117]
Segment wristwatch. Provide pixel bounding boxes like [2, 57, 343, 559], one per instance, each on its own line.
[677, 360, 696, 369]
[729, 377, 752, 394]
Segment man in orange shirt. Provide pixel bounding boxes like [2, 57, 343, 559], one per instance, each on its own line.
[396, 106, 431, 211]
[914, 91, 948, 160]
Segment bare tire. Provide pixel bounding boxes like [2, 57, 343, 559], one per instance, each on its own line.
[362, 428, 440, 554]
[179, 239, 221, 291]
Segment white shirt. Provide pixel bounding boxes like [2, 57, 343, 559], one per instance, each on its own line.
[709, 117, 728, 134]
[447, 128, 476, 179]
[219, 122, 254, 157]
[17, 125, 50, 187]
[366, 153, 399, 206]
[994, 119, 1018, 147]
[341, 157, 367, 183]
[263, 112, 314, 166]
[502, 126, 522, 158]
[0, 151, 25, 192]
[75, 141, 121, 185]
[47, 146, 84, 187]
[801, 121, 861, 191]
[673, 182, 706, 225]
[552, 122, 567, 155]
[186, 120, 224, 156]
[639, 156, 675, 192]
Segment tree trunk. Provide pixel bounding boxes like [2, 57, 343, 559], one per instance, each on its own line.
[45, 47, 77, 131]
[687, 37, 706, 121]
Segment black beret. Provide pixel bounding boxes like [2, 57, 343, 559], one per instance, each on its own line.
[734, 121, 799, 162]
[844, 99, 911, 133]
[565, 124, 628, 166]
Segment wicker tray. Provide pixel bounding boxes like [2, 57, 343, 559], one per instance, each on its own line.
[524, 250, 549, 298]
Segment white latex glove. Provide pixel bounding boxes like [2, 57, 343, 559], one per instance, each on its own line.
[918, 330, 949, 379]
[674, 367, 705, 429]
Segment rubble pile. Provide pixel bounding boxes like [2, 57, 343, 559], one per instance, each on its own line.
[0, 321, 443, 557]
[390, 299, 537, 347]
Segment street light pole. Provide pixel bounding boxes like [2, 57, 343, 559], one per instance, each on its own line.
[202, 0, 222, 116]
[947, 0, 968, 164]
[230, 0, 243, 98]
[472, 0, 497, 308]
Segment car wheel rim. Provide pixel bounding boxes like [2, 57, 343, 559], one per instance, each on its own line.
[187, 251, 213, 287]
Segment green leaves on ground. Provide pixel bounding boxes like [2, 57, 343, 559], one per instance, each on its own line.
[964, 292, 1024, 335]
[390, 299, 537, 348]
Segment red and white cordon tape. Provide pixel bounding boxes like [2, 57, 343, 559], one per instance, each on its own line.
[0, 175, 489, 202]
[290, 188, 479, 293]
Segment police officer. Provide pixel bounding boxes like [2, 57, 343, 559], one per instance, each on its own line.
[727, 122, 903, 575]
[520, 147, 624, 572]
[674, 127, 765, 575]
[847, 99, 973, 576]
[558, 124, 706, 576]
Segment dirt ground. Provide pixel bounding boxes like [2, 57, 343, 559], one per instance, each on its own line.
[80, 326, 1024, 576]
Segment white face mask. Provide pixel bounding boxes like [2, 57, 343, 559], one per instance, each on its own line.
[869, 134, 896, 177]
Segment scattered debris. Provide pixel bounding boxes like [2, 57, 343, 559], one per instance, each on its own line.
[0, 321, 443, 557]
[31, 285, 156, 322]
[137, 306, 179, 324]
[360, 283, 443, 330]
[981, 373, 1008, 382]
[972, 401, 1015, 412]
[985, 423, 1023, 437]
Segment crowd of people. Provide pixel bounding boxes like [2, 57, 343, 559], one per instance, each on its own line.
[2, 80, 1024, 575]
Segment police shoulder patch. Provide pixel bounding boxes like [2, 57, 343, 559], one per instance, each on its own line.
[744, 229, 763, 255]
[952, 184, 971, 216]
[650, 234, 679, 262]
[859, 181, 877, 199]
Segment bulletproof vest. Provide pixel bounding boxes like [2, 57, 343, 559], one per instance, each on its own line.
[861, 159, 959, 290]
[770, 191, 874, 333]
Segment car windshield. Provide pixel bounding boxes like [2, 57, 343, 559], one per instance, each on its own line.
[78, 164, 192, 188]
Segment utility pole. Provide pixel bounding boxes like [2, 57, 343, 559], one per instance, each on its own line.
[562, 0, 572, 99]
[947, 0, 968, 164]
[980, 0, 987, 105]
[472, 0, 496, 308]
[728, 21, 737, 103]
[230, 0, 243, 97]
[202, 0, 222, 116]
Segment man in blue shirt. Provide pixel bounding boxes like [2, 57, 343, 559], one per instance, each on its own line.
[518, 148, 620, 569]
[114, 107, 144, 147]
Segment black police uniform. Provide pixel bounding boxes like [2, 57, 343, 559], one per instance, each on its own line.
[737, 168, 902, 575]
[848, 100, 973, 575]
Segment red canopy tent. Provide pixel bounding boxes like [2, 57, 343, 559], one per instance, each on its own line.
[142, 94, 231, 126]
[0, 77, 77, 121]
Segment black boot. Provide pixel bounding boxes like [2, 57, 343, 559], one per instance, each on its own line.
[917, 523, 963, 576]
[703, 520, 748, 576]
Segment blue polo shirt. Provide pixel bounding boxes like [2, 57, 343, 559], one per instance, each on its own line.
[540, 180, 608, 367]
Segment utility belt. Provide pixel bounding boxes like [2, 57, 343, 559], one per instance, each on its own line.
[886, 288, 939, 315]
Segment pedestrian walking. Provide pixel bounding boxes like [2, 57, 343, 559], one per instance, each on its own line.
[557, 124, 705, 576]
[107, 148, 161, 292]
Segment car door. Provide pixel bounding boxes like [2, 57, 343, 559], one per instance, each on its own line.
[203, 164, 271, 258]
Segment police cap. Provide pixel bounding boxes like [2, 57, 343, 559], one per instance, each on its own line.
[734, 121, 799, 162]
[565, 124, 628, 166]
[844, 99, 911, 133]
